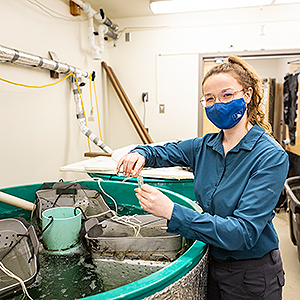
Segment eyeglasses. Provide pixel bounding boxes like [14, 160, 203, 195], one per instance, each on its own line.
[200, 89, 244, 107]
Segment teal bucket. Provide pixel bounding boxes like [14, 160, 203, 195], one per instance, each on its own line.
[42, 206, 81, 252]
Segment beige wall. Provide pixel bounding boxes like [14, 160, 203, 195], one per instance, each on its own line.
[106, 3, 300, 148]
[0, 1, 109, 187]
[1, 1, 300, 187]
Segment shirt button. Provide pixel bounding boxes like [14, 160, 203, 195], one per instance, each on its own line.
[207, 202, 210, 206]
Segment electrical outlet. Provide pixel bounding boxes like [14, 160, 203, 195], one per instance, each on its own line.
[142, 92, 148, 102]
[159, 104, 165, 114]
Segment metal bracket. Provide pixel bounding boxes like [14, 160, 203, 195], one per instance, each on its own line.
[48, 51, 59, 79]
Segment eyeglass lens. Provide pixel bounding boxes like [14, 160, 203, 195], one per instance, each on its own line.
[202, 89, 242, 107]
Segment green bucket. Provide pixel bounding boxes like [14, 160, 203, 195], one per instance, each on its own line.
[42, 206, 81, 252]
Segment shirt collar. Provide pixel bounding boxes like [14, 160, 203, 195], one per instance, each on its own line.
[207, 124, 265, 155]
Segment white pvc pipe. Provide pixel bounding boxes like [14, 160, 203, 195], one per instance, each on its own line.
[0, 191, 35, 211]
[88, 13, 102, 60]
[98, 25, 106, 53]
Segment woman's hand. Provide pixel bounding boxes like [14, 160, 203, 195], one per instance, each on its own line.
[134, 184, 174, 220]
[116, 152, 145, 177]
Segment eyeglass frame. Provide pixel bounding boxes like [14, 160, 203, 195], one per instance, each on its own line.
[200, 88, 244, 107]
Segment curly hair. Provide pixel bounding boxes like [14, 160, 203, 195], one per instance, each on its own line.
[202, 56, 272, 135]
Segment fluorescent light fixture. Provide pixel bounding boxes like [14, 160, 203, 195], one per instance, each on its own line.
[275, 0, 300, 3]
[150, 0, 295, 14]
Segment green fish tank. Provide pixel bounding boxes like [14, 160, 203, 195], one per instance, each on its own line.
[0, 180, 207, 300]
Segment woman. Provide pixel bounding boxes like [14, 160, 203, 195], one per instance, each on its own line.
[116, 56, 289, 299]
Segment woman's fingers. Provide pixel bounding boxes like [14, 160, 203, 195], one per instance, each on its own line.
[135, 185, 174, 220]
[116, 152, 145, 177]
[116, 155, 126, 173]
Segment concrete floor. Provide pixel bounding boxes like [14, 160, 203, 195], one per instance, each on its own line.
[274, 210, 300, 300]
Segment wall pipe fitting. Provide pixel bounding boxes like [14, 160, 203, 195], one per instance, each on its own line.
[98, 25, 119, 42]
[103, 27, 119, 41]
[71, 0, 119, 35]
[99, 8, 119, 32]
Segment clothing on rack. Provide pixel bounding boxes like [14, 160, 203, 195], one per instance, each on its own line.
[283, 73, 299, 146]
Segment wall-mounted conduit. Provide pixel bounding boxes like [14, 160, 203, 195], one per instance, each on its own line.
[0, 44, 113, 154]
[72, 77, 113, 153]
[0, 44, 86, 77]
[102, 61, 153, 144]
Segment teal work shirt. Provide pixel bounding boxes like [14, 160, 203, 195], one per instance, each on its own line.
[131, 125, 289, 260]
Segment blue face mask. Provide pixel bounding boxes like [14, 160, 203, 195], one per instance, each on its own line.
[205, 97, 247, 129]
